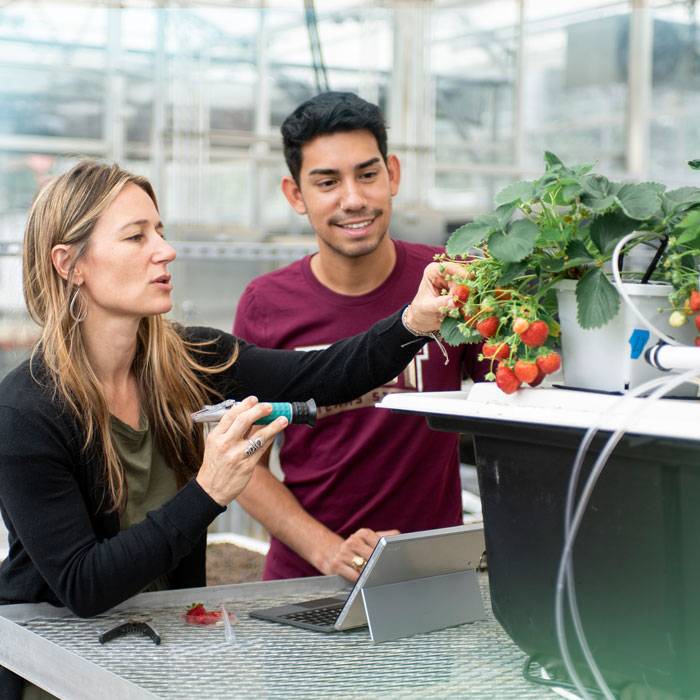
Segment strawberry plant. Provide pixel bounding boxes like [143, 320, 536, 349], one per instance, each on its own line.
[439, 153, 700, 392]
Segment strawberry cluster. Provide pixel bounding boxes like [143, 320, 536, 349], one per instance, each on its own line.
[489, 317, 561, 394]
[442, 261, 562, 395]
[669, 289, 700, 346]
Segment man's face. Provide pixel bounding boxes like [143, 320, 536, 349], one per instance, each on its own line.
[282, 129, 400, 259]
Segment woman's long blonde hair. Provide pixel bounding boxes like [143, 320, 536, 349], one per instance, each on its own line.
[23, 160, 235, 512]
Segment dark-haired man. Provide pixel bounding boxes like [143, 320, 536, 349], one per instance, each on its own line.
[234, 92, 487, 581]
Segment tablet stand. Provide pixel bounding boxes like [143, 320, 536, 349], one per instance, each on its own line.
[360, 568, 485, 643]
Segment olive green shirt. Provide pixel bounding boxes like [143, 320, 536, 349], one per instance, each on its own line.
[111, 413, 179, 592]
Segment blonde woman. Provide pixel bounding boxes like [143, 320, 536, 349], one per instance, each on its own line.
[0, 161, 456, 696]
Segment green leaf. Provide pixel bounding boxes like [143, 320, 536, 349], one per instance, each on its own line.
[677, 209, 700, 230]
[615, 183, 662, 220]
[563, 239, 596, 268]
[440, 316, 480, 345]
[676, 229, 700, 248]
[497, 260, 530, 285]
[575, 268, 620, 329]
[572, 163, 595, 178]
[494, 180, 536, 207]
[589, 211, 639, 254]
[560, 182, 584, 204]
[539, 257, 565, 272]
[537, 225, 567, 246]
[446, 217, 496, 257]
[688, 159, 700, 170]
[544, 151, 565, 170]
[663, 188, 700, 219]
[581, 174, 616, 199]
[583, 194, 617, 213]
[494, 201, 517, 227]
[488, 219, 538, 263]
[666, 186, 700, 204]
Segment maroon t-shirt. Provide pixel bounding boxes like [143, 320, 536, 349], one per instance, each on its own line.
[234, 239, 487, 579]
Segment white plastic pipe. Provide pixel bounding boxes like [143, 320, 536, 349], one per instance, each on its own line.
[645, 344, 700, 372]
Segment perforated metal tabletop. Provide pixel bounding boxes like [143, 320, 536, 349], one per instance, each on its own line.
[0, 574, 553, 699]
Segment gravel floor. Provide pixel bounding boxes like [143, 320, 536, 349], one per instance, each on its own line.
[205, 542, 265, 585]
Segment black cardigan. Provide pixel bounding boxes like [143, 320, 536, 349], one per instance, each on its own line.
[0, 312, 425, 613]
[0, 312, 427, 695]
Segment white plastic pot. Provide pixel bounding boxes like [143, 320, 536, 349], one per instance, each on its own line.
[555, 280, 698, 395]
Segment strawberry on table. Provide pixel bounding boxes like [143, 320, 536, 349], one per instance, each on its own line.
[184, 602, 224, 625]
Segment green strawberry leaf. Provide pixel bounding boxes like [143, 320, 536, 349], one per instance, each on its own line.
[488, 219, 538, 263]
[575, 268, 620, 329]
[559, 181, 584, 204]
[677, 209, 700, 230]
[539, 257, 566, 272]
[688, 159, 700, 170]
[440, 316, 480, 345]
[494, 180, 536, 207]
[537, 224, 567, 246]
[666, 186, 700, 203]
[544, 151, 565, 170]
[497, 260, 530, 285]
[581, 173, 616, 198]
[583, 194, 617, 213]
[563, 239, 596, 268]
[676, 229, 700, 249]
[615, 182, 663, 220]
[446, 216, 497, 257]
[495, 201, 518, 227]
[589, 210, 639, 254]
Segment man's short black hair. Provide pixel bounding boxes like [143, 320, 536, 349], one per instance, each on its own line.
[281, 91, 388, 184]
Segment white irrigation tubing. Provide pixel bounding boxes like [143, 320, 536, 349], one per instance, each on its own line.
[556, 373, 685, 699]
[555, 367, 700, 699]
[611, 233, 681, 346]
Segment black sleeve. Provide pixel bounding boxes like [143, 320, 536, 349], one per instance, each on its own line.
[187, 307, 430, 403]
[0, 405, 224, 617]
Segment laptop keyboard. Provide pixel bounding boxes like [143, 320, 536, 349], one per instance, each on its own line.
[280, 603, 345, 627]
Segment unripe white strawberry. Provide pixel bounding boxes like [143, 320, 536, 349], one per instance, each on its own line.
[669, 311, 687, 328]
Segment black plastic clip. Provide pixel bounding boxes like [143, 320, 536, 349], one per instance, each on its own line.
[98, 615, 161, 645]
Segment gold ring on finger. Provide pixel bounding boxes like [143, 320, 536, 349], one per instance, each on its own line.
[351, 555, 366, 570]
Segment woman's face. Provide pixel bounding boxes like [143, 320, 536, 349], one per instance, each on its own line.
[75, 183, 176, 320]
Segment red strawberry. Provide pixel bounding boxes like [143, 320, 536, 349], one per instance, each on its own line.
[528, 368, 546, 387]
[185, 603, 222, 625]
[476, 316, 499, 338]
[690, 290, 700, 312]
[495, 365, 521, 394]
[494, 288, 512, 301]
[695, 337, 700, 347]
[512, 317, 530, 335]
[514, 360, 539, 384]
[187, 603, 206, 616]
[536, 351, 562, 375]
[520, 320, 549, 347]
[695, 315, 700, 332]
[482, 341, 510, 360]
[453, 285, 470, 306]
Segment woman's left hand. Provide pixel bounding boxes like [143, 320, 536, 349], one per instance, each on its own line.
[404, 261, 468, 334]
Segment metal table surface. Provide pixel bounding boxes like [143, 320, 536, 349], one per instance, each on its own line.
[0, 574, 555, 699]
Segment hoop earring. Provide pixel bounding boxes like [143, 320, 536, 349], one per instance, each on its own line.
[69, 287, 87, 323]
